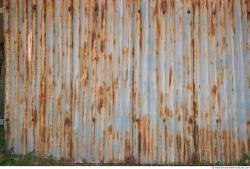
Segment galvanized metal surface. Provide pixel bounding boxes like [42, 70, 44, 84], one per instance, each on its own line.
[3, 0, 250, 164]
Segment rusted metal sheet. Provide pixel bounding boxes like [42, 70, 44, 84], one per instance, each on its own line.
[3, 0, 250, 164]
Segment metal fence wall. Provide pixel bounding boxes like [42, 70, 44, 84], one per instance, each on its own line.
[3, 0, 250, 164]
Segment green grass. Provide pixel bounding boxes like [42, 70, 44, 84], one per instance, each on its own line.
[0, 127, 4, 151]
[0, 151, 71, 166]
[0, 132, 75, 166]
[236, 154, 250, 166]
[199, 154, 250, 166]
[0, 127, 71, 166]
[0, 126, 250, 165]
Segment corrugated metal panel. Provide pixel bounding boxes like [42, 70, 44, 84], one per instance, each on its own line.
[3, 0, 249, 164]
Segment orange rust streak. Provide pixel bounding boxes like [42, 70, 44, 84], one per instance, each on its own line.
[4, 0, 11, 148]
[169, 68, 173, 87]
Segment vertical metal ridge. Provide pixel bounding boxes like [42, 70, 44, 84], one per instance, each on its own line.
[244, 0, 250, 154]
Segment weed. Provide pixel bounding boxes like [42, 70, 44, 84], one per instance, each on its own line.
[0, 127, 4, 152]
[237, 154, 250, 166]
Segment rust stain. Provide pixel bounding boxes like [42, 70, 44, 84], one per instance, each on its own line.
[153, 0, 158, 20]
[169, 133, 174, 162]
[170, 0, 175, 10]
[165, 107, 173, 118]
[99, 143, 104, 163]
[161, 0, 167, 15]
[210, 1, 216, 37]
[124, 129, 131, 160]
[247, 74, 250, 89]
[4, 0, 11, 148]
[91, 32, 96, 49]
[212, 84, 217, 96]
[169, 67, 173, 87]
[219, 67, 225, 84]
[228, 0, 235, 33]
[108, 124, 113, 136]
[32, 109, 37, 126]
[223, 130, 230, 164]
[241, 140, 248, 157]
[186, 83, 192, 91]
[138, 11, 142, 51]
[160, 92, 164, 118]
[204, 112, 209, 120]
[142, 117, 148, 160]
[222, 36, 227, 50]
[38, 0, 47, 154]
[137, 117, 141, 162]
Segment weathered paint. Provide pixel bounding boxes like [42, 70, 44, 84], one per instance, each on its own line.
[3, 0, 250, 164]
